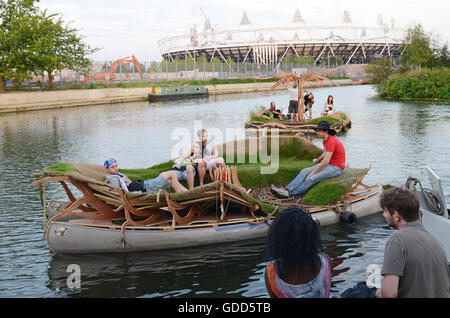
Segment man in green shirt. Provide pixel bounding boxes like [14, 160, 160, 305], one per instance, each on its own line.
[377, 187, 450, 298]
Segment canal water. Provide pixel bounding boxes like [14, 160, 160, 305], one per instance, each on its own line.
[0, 85, 449, 297]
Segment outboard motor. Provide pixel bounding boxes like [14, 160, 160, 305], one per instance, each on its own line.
[405, 176, 446, 216]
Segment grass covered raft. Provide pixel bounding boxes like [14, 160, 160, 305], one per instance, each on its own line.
[32, 136, 381, 254]
[245, 109, 352, 135]
[246, 70, 352, 134]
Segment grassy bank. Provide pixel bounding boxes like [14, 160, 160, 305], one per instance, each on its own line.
[378, 68, 450, 100]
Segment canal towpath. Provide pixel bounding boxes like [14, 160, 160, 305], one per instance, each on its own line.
[0, 79, 359, 114]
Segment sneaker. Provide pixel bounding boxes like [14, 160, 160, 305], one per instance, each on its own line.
[270, 184, 290, 199]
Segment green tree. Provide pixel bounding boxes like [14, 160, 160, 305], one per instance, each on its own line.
[365, 57, 393, 91]
[433, 43, 450, 68]
[148, 61, 160, 72]
[328, 56, 344, 66]
[0, 0, 98, 91]
[0, 0, 40, 91]
[401, 23, 433, 70]
[30, 11, 98, 88]
[281, 55, 293, 64]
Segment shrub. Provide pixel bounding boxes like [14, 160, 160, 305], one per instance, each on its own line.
[379, 68, 450, 99]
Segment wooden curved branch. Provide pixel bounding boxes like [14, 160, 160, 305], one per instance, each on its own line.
[33, 176, 120, 239]
[117, 188, 163, 226]
[158, 189, 202, 226]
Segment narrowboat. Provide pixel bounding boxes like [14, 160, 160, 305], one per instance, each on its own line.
[148, 85, 209, 101]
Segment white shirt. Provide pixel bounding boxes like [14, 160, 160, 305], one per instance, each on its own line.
[288, 88, 298, 101]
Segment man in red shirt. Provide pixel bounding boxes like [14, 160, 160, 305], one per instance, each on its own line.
[271, 121, 346, 198]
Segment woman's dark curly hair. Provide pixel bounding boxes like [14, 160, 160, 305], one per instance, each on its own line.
[265, 207, 324, 281]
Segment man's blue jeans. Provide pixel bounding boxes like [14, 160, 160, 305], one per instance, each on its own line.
[285, 164, 344, 196]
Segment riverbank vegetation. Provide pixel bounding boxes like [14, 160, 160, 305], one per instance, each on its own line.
[365, 23, 450, 100]
[378, 68, 449, 99]
[0, 0, 98, 92]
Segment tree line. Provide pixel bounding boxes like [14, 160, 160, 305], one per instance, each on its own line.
[148, 54, 340, 73]
[365, 23, 450, 90]
[0, 0, 98, 92]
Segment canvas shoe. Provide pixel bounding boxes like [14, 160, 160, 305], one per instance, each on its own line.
[270, 184, 290, 199]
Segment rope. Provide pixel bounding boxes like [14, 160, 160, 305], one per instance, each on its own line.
[254, 191, 302, 208]
[35, 173, 47, 227]
[405, 177, 446, 216]
[254, 188, 351, 214]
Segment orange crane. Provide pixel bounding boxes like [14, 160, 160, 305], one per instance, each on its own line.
[94, 55, 144, 81]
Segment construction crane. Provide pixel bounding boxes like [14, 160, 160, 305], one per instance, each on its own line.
[94, 55, 143, 81]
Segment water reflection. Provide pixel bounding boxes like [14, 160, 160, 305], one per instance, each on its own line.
[322, 212, 392, 295]
[47, 239, 268, 298]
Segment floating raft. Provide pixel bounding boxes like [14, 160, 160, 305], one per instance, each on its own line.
[148, 85, 209, 101]
[245, 111, 351, 135]
[32, 136, 380, 254]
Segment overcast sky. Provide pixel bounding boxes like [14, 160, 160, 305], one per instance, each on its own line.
[38, 0, 450, 62]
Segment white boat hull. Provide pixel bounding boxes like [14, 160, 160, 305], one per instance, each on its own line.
[44, 188, 382, 254]
[310, 188, 382, 227]
[418, 191, 450, 262]
[45, 220, 271, 254]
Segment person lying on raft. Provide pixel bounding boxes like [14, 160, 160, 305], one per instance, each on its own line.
[270, 121, 345, 198]
[172, 141, 204, 190]
[262, 101, 285, 120]
[104, 158, 187, 193]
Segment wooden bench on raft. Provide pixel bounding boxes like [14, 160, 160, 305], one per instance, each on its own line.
[30, 164, 259, 238]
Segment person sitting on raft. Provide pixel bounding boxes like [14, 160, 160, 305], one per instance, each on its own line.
[321, 95, 334, 116]
[104, 158, 187, 193]
[196, 129, 227, 186]
[265, 207, 331, 298]
[270, 120, 345, 198]
[172, 141, 204, 190]
[262, 101, 285, 120]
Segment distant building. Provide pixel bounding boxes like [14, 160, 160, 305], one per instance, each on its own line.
[157, 10, 407, 67]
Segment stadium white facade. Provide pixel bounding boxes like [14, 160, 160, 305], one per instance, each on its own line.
[157, 10, 408, 67]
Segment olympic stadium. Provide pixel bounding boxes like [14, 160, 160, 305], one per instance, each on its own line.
[157, 9, 408, 68]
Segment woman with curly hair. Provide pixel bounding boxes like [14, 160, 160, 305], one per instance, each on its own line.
[264, 207, 331, 298]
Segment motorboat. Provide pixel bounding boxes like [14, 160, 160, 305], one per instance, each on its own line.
[406, 166, 450, 262]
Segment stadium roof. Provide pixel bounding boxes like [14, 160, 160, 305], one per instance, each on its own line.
[157, 10, 408, 66]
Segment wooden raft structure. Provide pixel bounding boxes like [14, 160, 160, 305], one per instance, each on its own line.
[245, 112, 351, 134]
[244, 121, 344, 134]
[30, 164, 265, 242]
[251, 164, 379, 215]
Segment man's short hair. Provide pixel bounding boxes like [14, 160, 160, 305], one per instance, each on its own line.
[197, 129, 207, 137]
[379, 187, 420, 222]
